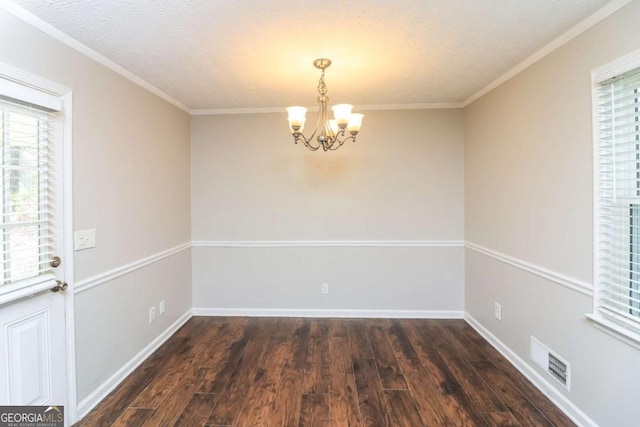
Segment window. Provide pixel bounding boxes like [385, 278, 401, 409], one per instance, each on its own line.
[0, 99, 53, 287]
[593, 56, 640, 344]
[0, 67, 67, 304]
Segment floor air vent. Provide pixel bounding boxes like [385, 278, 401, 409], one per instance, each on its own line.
[548, 353, 568, 386]
[530, 336, 570, 390]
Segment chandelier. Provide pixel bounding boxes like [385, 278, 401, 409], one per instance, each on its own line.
[286, 58, 364, 151]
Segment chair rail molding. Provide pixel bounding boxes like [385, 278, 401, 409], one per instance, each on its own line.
[74, 242, 191, 294]
[191, 240, 465, 248]
[465, 242, 592, 296]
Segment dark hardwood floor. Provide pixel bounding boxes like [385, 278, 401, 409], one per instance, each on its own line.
[74, 317, 575, 426]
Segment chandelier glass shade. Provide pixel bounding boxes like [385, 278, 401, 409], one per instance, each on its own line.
[287, 59, 364, 151]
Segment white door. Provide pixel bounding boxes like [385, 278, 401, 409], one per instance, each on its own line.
[0, 286, 68, 406]
[0, 76, 70, 421]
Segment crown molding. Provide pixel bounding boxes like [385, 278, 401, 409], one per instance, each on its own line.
[355, 102, 463, 111]
[190, 102, 464, 115]
[0, 0, 190, 114]
[462, 0, 633, 107]
[191, 106, 285, 115]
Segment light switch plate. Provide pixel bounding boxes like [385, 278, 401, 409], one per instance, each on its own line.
[74, 229, 96, 251]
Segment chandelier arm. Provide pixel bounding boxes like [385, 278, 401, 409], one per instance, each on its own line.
[327, 139, 345, 151]
[328, 141, 341, 151]
[327, 134, 355, 151]
[316, 105, 327, 137]
[300, 136, 322, 151]
[293, 132, 321, 151]
[323, 120, 333, 139]
[304, 126, 320, 144]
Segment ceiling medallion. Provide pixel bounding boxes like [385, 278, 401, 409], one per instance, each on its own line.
[287, 59, 364, 151]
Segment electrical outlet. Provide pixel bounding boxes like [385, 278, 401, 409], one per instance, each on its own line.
[322, 283, 329, 294]
[74, 229, 96, 250]
[494, 302, 502, 320]
[159, 300, 165, 315]
[149, 306, 156, 323]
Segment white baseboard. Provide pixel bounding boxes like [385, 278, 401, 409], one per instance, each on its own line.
[74, 309, 193, 422]
[464, 313, 597, 427]
[192, 307, 464, 319]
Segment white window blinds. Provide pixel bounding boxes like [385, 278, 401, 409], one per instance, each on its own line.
[595, 66, 640, 335]
[0, 98, 53, 287]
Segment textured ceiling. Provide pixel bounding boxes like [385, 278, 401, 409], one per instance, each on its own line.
[13, 0, 611, 110]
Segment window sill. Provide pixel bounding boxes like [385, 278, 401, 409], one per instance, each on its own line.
[586, 313, 640, 350]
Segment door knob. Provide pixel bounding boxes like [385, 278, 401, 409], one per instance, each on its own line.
[50, 280, 68, 293]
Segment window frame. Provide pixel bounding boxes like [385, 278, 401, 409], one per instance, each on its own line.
[590, 49, 640, 349]
[0, 63, 71, 306]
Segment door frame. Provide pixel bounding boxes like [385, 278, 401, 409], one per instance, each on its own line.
[0, 62, 77, 423]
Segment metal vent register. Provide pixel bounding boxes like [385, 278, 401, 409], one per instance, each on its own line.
[530, 336, 570, 390]
[548, 353, 568, 386]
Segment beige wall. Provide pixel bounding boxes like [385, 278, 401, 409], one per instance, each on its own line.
[0, 10, 192, 404]
[191, 109, 465, 312]
[192, 109, 464, 241]
[193, 246, 463, 312]
[464, 1, 640, 425]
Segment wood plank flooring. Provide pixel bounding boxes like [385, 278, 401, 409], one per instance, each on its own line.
[74, 317, 575, 427]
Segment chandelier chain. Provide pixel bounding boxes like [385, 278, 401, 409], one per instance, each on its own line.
[317, 68, 328, 96]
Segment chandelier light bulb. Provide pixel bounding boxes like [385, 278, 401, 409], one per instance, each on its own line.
[286, 106, 308, 133]
[332, 104, 353, 127]
[347, 113, 364, 133]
